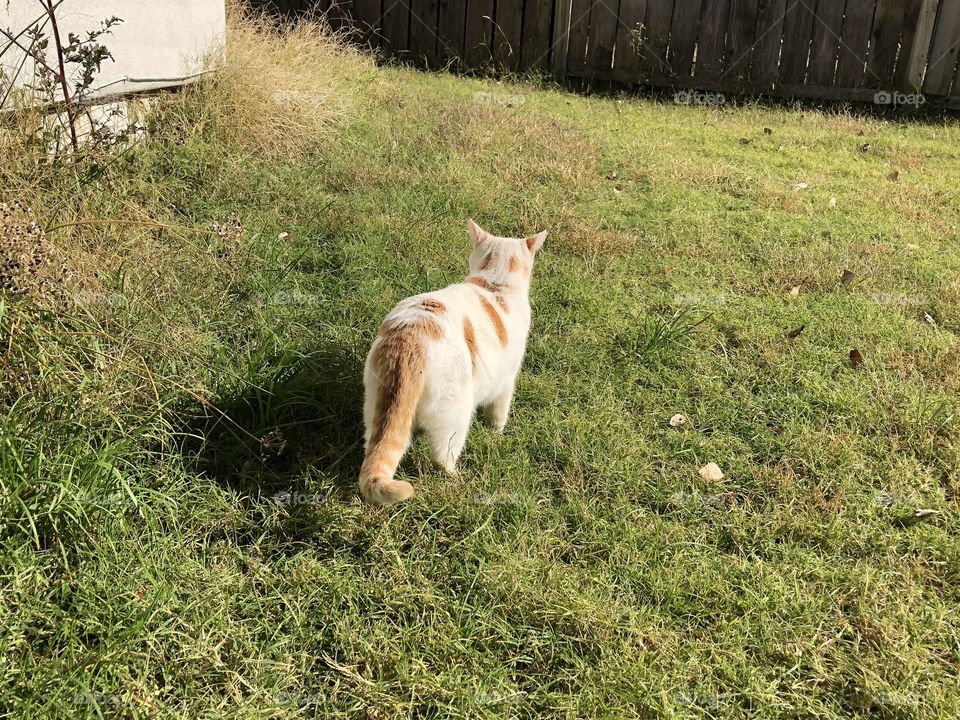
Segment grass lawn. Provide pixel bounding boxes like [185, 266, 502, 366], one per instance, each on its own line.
[2, 11, 959, 719]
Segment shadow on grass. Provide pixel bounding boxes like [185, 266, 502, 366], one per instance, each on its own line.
[175, 343, 366, 509]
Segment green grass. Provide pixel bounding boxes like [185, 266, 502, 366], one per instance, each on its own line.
[2, 22, 960, 718]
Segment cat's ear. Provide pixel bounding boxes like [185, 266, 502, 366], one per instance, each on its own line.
[467, 219, 488, 247]
[526, 229, 548, 255]
[468, 219, 489, 247]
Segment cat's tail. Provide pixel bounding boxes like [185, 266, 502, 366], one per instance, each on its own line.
[359, 326, 429, 505]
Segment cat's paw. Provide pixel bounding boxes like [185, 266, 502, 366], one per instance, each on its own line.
[434, 460, 459, 477]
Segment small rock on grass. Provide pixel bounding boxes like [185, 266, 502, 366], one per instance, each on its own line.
[699, 462, 724, 481]
[669, 413, 688, 427]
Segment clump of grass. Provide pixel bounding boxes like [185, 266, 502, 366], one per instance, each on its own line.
[618, 308, 710, 362]
[185, 0, 376, 159]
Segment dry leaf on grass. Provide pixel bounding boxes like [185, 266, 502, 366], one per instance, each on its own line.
[792, 182, 809, 192]
[699, 462, 724, 481]
[789, 285, 801, 297]
[849, 348, 865, 368]
[786, 325, 805, 339]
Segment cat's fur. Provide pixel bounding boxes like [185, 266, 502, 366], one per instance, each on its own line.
[359, 220, 547, 505]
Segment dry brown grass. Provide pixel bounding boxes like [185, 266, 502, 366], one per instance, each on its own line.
[169, 1, 376, 159]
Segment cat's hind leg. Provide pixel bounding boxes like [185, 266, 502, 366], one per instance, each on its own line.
[483, 382, 515, 433]
[421, 393, 474, 476]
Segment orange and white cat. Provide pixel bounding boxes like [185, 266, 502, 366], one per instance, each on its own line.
[359, 220, 547, 505]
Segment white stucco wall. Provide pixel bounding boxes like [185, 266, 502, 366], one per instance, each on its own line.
[1, 0, 225, 100]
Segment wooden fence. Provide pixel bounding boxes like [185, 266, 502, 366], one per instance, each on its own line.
[252, 0, 960, 106]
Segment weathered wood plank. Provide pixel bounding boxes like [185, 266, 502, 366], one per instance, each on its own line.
[924, 1, 960, 94]
[408, 0, 440, 66]
[437, 0, 468, 65]
[464, 0, 495, 66]
[586, 0, 622, 76]
[354, 0, 383, 48]
[326, 0, 355, 31]
[866, 0, 908, 89]
[750, 0, 788, 90]
[806, 0, 845, 87]
[836, 0, 877, 89]
[566, 0, 593, 77]
[520, 0, 554, 71]
[695, 0, 730, 82]
[493, 0, 524, 71]
[640, 0, 676, 83]
[612, 0, 647, 82]
[954, 48, 960, 98]
[668, 0, 704, 80]
[894, 0, 938, 91]
[724, 0, 759, 84]
[382, 0, 411, 53]
[778, 0, 816, 86]
[552, 0, 575, 79]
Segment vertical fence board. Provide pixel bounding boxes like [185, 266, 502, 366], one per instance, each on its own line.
[586, 0, 621, 77]
[612, 0, 648, 82]
[521, 0, 555, 71]
[866, 0, 907, 89]
[408, 0, 439, 66]
[493, 0, 525, 70]
[925, 1, 960, 95]
[806, 0, 845, 87]
[382, 0, 411, 52]
[696, 0, 731, 81]
[354, 0, 383, 47]
[464, 0, 495, 66]
[836, 0, 877, 88]
[894, 0, 937, 91]
[640, 0, 677, 82]
[551, 0, 574, 79]
[750, 0, 787, 90]
[778, 0, 816, 85]
[725, 0, 759, 84]
[669, 0, 704, 80]
[327, 0, 355, 31]
[566, 0, 593, 76]
[953, 50, 960, 98]
[437, 0, 468, 65]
